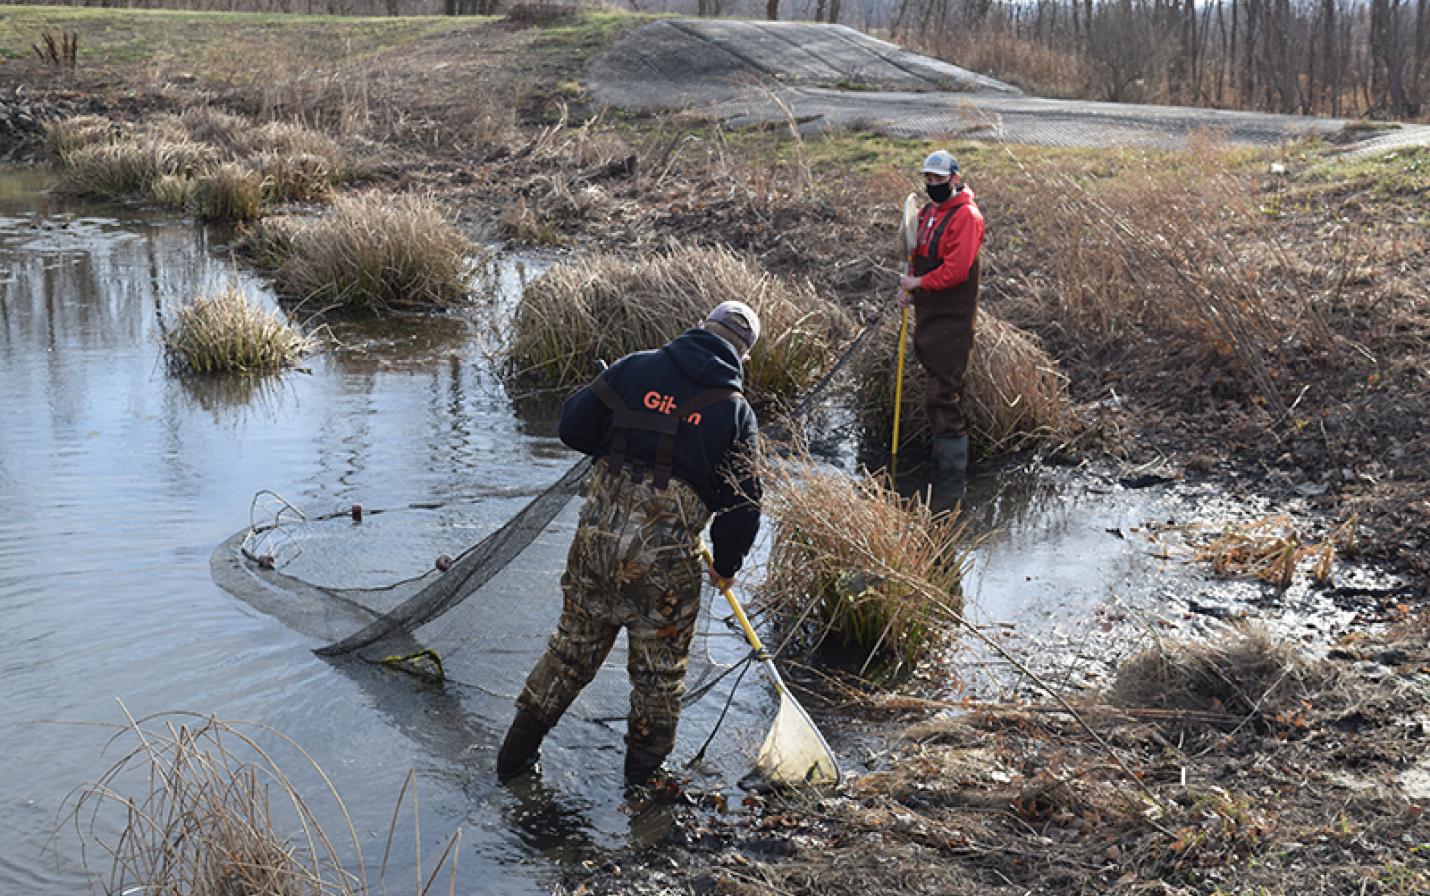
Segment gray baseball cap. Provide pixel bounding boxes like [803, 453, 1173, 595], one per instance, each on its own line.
[921, 150, 960, 177]
[704, 300, 761, 353]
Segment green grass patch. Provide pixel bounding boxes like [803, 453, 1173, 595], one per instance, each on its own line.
[0, 6, 495, 68]
[1296, 144, 1430, 199]
[530, 10, 648, 54]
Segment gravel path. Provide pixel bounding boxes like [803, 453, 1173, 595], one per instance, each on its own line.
[590, 19, 1428, 152]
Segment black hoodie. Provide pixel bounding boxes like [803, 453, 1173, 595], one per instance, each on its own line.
[558, 328, 760, 578]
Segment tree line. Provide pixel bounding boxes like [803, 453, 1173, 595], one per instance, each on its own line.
[886, 0, 1429, 119]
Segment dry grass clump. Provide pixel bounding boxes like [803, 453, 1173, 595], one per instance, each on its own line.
[760, 452, 970, 677]
[60, 708, 457, 896]
[46, 111, 349, 219]
[176, 105, 250, 153]
[42, 113, 127, 163]
[163, 284, 315, 374]
[191, 162, 267, 222]
[855, 306, 1070, 455]
[982, 140, 1318, 418]
[272, 191, 477, 315]
[237, 214, 309, 269]
[57, 136, 209, 200]
[509, 245, 852, 405]
[1108, 626, 1326, 727]
[251, 151, 336, 204]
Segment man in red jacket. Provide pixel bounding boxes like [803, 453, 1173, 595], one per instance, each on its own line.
[898, 149, 986, 503]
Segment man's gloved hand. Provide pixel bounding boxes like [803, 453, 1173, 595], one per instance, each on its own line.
[899, 273, 922, 292]
[706, 563, 734, 591]
[896, 289, 913, 308]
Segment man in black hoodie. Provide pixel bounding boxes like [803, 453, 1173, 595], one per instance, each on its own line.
[497, 301, 762, 786]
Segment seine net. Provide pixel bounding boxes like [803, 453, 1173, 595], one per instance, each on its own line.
[210, 321, 878, 726]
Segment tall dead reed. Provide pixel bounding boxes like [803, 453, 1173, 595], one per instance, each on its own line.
[273, 191, 477, 315]
[508, 244, 853, 405]
[854, 306, 1070, 454]
[760, 451, 970, 678]
[163, 284, 315, 374]
[983, 139, 1302, 418]
[59, 707, 458, 896]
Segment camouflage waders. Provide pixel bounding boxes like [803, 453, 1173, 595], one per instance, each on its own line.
[515, 460, 711, 781]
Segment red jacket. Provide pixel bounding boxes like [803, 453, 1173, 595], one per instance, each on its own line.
[913, 187, 985, 293]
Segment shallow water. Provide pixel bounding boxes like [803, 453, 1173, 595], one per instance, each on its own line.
[0, 169, 768, 893]
[0, 168, 1383, 893]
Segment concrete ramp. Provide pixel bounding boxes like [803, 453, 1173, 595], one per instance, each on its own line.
[590, 19, 1017, 106]
[588, 19, 1429, 152]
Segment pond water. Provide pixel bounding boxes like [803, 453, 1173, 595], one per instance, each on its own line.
[0, 168, 1374, 894]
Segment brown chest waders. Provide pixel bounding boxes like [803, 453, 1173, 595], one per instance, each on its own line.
[912, 206, 980, 440]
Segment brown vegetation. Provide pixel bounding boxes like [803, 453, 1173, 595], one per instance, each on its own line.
[163, 284, 315, 374]
[45, 109, 349, 219]
[577, 627, 1428, 895]
[59, 707, 458, 896]
[759, 451, 970, 676]
[266, 190, 478, 315]
[508, 245, 853, 405]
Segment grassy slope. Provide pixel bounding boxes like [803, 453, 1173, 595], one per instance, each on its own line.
[0, 6, 496, 64]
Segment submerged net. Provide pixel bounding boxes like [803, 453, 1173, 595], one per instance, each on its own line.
[211, 319, 880, 724]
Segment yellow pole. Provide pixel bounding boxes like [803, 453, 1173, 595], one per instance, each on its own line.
[890, 303, 909, 480]
[699, 545, 766, 656]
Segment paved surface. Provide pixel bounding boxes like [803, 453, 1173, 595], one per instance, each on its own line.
[590, 19, 1429, 152]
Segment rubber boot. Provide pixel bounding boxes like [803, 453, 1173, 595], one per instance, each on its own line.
[930, 435, 969, 512]
[623, 740, 668, 787]
[497, 708, 550, 783]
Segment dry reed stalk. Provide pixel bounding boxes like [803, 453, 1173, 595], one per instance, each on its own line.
[58, 706, 460, 896]
[274, 191, 477, 315]
[855, 306, 1070, 455]
[60, 709, 363, 896]
[984, 140, 1301, 417]
[163, 284, 314, 374]
[1193, 514, 1357, 588]
[759, 452, 971, 677]
[508, 244, 852, 405]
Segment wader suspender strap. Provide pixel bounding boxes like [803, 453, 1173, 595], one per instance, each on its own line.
[921, 201, 962, 269]
[586, 376, 738, 489]
[653, 388, 738, 488]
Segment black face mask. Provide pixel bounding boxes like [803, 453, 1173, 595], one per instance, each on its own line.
[926, 181, 954, 203]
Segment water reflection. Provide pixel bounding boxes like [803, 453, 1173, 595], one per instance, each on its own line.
[0, 170, 613, 894]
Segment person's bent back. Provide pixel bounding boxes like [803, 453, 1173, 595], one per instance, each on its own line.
[497, 302, 762, 786]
